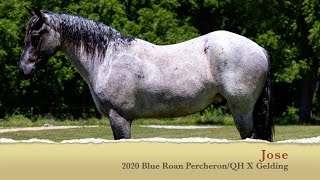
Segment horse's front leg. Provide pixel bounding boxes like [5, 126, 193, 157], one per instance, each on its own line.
[108, 109, 132, 140]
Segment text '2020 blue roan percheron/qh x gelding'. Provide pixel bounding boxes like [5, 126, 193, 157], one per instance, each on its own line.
[19, 7, 274, 141]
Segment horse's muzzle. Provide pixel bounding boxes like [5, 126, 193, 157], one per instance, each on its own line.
[19, 58, 36, 77]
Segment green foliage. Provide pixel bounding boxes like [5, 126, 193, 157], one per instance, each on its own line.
[274, 60, 309, 83]
[1, 115, 33, 127]
[303, 0, 320, 52]
[281, 106, 299, 122]
[198, 105, 234, 125]
[0, 116, 110, 127]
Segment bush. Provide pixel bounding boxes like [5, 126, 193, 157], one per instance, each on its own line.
[1, 115, 33, 127]
[197, 105, 234, 125]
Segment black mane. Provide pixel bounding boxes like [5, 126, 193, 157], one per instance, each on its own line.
[47, 10, 135, 58]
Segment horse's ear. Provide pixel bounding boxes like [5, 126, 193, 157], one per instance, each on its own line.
[24, 6, 35, 16]
[32, 8, 44, 21]
[30, 7, 48, 23]
[24, 6, 45, 21]
[33, 7, 41, 17]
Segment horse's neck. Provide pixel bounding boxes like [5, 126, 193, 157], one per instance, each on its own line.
[61, 42, 102, 83]
[51, 12, 135, 84]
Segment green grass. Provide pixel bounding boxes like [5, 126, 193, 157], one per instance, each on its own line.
[0, 115, 319, 142]
[0, 114, 235, 127]
[0, 125, 319, 142]
[0, 115, 110, 127]
[134, 114, 235, 126]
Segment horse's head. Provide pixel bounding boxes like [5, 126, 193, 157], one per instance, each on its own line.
[19, 7, 61, 75]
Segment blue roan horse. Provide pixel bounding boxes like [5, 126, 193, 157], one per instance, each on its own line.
[19, 8, 274, 141]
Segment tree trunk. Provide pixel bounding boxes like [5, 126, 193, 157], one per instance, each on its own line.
[299, 74, 314, 123]
[296, 10, 319, 123]
[299, 57, 319, 123]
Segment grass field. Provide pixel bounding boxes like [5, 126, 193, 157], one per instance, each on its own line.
[0, 114, 235, 127]
[0, 115, 319, 142]
[0, 125, 319, 142]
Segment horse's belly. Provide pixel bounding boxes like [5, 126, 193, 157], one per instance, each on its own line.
[133, 85, 218, 118]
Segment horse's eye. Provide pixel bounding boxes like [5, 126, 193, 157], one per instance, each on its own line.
[30, 35, 40, 47]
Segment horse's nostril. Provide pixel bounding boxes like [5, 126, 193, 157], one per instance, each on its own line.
[19, 68, 28, 79]
[19, 67, 24, 74]
[19, 70, 24, 77]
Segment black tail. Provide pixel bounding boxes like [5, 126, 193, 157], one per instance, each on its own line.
[252, 52, 274, 142]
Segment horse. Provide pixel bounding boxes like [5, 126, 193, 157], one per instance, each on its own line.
[19, 7, 274, 141]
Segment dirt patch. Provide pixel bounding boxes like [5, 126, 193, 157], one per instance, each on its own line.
[0, 125, 99, 133]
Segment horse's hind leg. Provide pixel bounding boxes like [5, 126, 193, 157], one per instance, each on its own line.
[108, 109, 132, 140]
[228, 101, 254, 139]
